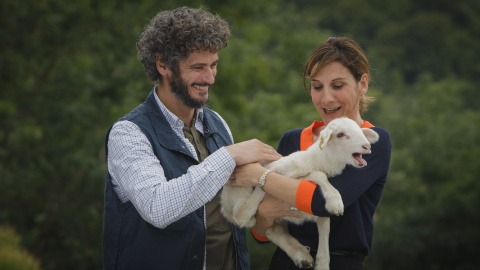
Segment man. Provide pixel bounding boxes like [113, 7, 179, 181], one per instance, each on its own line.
[102, 6, 281, 270]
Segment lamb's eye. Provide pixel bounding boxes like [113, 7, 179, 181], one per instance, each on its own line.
[336, 132, 344, 138]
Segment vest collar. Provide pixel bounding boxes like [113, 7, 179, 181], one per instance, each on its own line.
[144, 89, 221, 154]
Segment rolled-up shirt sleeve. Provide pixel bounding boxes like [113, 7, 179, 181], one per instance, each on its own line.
[107, 120, 236, 229]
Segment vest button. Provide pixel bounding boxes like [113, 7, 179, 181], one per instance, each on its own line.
[205, 129, 209, 134]
[193, 255, 199, 260]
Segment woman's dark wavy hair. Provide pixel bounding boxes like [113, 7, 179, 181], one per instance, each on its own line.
[136, 6, 231, 83]
[303, 37, 375, 115]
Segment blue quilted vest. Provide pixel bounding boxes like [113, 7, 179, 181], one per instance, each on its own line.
[102, 90, 249, 270]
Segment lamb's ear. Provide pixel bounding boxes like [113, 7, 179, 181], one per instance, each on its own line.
[319, 128, 332, 150]
[362, 128, 379, 144]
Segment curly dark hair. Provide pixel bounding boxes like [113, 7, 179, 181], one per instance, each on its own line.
[136, 6, 231, 83]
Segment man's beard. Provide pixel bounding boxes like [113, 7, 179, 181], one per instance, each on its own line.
[169, 71, 210, 109]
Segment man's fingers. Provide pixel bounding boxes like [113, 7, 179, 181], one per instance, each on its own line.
[226, 139, 282, 165]
[262, 152, 282, 161]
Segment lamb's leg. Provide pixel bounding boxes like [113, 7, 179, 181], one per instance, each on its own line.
[313, 217, 330, 270]
[304, 171, 344, 216]
[233, 187, 265, 227]
[266, 220, 314, 269]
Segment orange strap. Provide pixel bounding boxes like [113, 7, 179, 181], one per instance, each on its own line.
[250, 228, 270, 242]
[295, 180, 316, 215]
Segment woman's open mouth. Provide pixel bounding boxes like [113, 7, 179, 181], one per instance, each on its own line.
[324, 107, 341, 114]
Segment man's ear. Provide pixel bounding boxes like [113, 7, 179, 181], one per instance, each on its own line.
[155, 54, 168, 76]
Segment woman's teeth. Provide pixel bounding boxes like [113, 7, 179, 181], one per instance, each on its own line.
[325, 107, 340, 113]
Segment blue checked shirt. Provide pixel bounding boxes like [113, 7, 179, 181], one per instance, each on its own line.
[107, 92, 236, 230]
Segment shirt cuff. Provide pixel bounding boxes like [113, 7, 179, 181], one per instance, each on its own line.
[250, 228, 270, 242]
[216, 146, 236, 170]
[296, 180, 316, 215]
[202, 146, 236, 182]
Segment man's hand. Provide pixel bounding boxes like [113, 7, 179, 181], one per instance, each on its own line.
[225, 139, 281, 166]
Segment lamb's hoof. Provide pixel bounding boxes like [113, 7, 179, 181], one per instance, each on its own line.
[299, 260, 314, 269]
[294, 259, 313, 269]
[293, 250, 314, 269]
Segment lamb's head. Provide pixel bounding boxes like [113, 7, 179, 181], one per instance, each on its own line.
[317, 117, 379, 168]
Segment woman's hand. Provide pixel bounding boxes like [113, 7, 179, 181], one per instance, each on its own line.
[252, 193, 300, 236]
[224, 162, 266, 187]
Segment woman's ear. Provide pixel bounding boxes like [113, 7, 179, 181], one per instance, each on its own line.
[155, 54, 168, 76]
[358, 73, 369, 96]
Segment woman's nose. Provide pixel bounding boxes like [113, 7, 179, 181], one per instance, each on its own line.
[322, 88, 335, 102]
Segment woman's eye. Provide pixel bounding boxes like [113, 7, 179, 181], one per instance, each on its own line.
[333, 84, 343, 89]
[336, 132, 344, 138]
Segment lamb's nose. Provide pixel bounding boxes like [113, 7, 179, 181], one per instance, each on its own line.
[362, 144, 371, 151]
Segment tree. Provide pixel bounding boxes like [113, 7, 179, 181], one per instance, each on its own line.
[368, 75, 480, 269]
[0, 1, 154, 268]
[0, 226, 42, 270]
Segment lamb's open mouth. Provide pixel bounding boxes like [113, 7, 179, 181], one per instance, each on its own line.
[352, 153, 367, 167]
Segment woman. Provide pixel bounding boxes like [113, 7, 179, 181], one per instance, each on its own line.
[231, 37, 392, 270]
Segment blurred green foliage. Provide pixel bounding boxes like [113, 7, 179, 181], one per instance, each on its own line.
[1, 0, 479, 269]
[0, 226, 42, 270]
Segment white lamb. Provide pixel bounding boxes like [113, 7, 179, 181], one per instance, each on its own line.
[221, 117, 379, 270]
